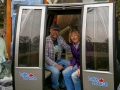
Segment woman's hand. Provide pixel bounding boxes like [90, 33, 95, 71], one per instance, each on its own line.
[76, 69, 80, 77]
[67, 66, 73, 70]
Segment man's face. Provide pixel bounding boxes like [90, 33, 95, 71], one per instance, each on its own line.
[50, 29, 59, 39]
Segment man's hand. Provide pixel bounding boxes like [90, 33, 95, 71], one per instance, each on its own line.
[56, 64, 63, 70]
[76, 69, 80, 77]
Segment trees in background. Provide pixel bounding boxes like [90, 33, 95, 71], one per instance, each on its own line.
[116, 0, 120, 40]
[0, 0, 5, 29]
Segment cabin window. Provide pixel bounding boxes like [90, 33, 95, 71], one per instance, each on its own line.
[86, 6, 109, 71]
[18, 9, 42, 67]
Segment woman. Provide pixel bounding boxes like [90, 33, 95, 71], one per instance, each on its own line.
[62, 30, 81, 90]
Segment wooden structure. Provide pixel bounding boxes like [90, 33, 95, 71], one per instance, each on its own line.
[6, 0, 12, 59]
[44, 0, 48, 4]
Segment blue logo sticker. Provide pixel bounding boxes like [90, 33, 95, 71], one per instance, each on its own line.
[88, 76, 108, 87]
[19, 72, 37, 80]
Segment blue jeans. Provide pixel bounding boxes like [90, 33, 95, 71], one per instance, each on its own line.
[62, 65, 81, 90]
[45, 59, 70, 89]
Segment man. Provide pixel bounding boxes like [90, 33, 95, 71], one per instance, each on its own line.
[45, 24, 71, 90]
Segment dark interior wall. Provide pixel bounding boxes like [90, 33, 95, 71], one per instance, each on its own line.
[47, 0, 83, 42]
[57, 14, 81, 43]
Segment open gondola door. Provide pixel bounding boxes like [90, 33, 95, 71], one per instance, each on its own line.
[81, 2, 116, 90]
[13, 6, 47, 90]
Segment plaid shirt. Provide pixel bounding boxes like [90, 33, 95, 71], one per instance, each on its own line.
[45, 35, 70, 66]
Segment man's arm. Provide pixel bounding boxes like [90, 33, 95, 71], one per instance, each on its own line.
[59, 36, 71, 52]
[45, 43, 63, 70]
[45, 44, 57, 66]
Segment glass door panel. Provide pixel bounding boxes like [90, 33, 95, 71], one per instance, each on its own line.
[14, 6, 47, 90]
[18, 9, 41, 67]
[81, 3, 115, 90]
[86, 7, 109, 71]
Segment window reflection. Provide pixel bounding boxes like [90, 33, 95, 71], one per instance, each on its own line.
[18, 9, 42, 67]
[86, 7, 109, 71]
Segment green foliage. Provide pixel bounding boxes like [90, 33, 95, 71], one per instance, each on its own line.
[94, 43, 109, 70]
[0, 3, 5, 29]
[116, 0, 120, 30]
[116, 0, 120, 17]
[118, 31, 120, 40]
[116, 0, 120, 40]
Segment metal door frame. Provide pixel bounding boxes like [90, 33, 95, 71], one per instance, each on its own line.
[81, 2, 116, 90]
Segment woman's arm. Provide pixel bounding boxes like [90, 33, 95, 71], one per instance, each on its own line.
[70, 56, 77, 67]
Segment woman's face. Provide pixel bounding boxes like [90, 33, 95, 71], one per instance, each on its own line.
[70, 33, 79, 44]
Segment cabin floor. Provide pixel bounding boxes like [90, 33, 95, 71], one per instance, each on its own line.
[45, 75, 66, 90]
[45, 84, 52, 90]
[45, 76, 54, 90]
[45, 84, 66, 90]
